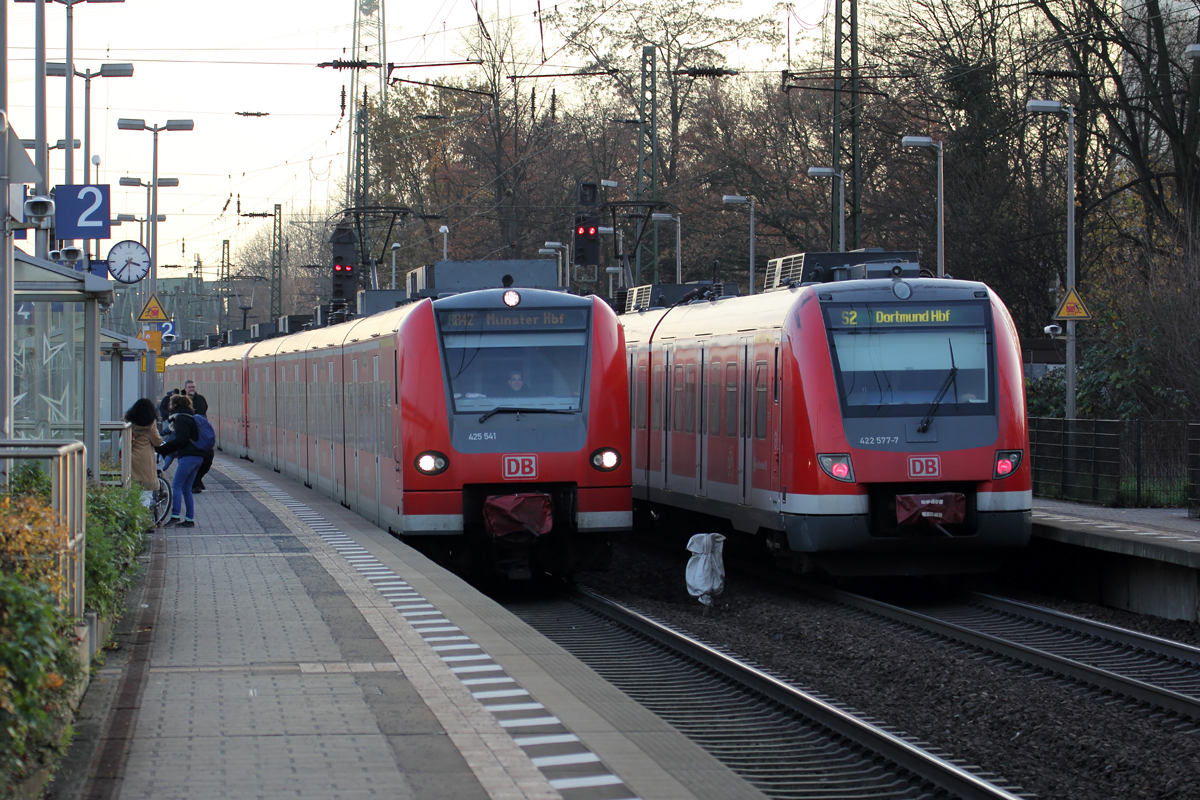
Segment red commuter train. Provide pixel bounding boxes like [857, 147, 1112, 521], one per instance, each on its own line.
[621, 256, 1032, 575]
[165, 288, 632, 580]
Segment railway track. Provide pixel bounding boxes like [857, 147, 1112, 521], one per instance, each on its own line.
[821, 586, 1200, 722]
[505, 589, 1031, 800]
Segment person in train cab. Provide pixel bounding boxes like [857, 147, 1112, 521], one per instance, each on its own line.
[184, 379, 208, 415]
[156, 394, 205, 528]
[501, 371, 532, 396]
[124, 398, 163, 526]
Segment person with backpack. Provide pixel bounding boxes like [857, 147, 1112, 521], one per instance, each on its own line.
[183, 380, 212, 489]
[190, 411, 217, 493]
[155, 394, 205, 528]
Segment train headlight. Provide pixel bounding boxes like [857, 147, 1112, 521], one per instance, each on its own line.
[817, 454, 855, 482]
[993, 450, 1022, 479]
[415, 451, 449, 475]
[590, 448, 621, 471]
[503, 290, 521, 307]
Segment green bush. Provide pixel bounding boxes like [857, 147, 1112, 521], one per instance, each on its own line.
[0, 575, 79, 794]
[84, 483, 151, 621]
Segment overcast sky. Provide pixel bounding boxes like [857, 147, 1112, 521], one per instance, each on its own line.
[6, 0, 825, 280]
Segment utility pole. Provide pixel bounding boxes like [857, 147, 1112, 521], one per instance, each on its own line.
[831, 0, 861, 250]
[635, 45, 658, 284]
[220, 239, 230, 331]
[270, 204, 283, 320]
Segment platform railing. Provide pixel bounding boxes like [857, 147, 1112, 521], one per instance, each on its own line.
[1188, 423, 1199, 519]
[1030, 418, 1194, 508]
[99, 422, 132, 488]
[0, 441, 88, 619]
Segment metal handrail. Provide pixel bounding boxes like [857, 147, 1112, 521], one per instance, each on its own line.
[100, 422, 132, 488]
[0, 441, 88, 619]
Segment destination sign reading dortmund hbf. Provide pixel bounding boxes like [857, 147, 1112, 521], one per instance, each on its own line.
[825, 303, 987, 329]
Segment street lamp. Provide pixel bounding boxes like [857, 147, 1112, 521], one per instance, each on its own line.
[1027, 98, 1077, 420]
[901, 136, 944, 278]
[116, 118, 192, 298]
[390, 242, 401, 289]
[722, 195, 757, 295]
[439, 225, 449, 260]
[651, 212, 682, 283]
[47, 61, 133, 185]
[544, 241, 568, 286]
[807, 168, 845, 252]
[119, 176, 178, 247]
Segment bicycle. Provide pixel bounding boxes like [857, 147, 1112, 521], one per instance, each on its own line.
[151, 472, 172, 526]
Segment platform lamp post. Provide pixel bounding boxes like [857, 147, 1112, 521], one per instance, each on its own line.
[1027, 99, 1076, 421]
[901, 136, 944, 278]
[118, 177, 177, 245]
[651, 212, 682, 283]
[544, 241, 568, 287]
[806, 168, 844, 253]
[117, 119, 193, 301]
[721, 195, 756, 294]
[439, 225, 449, 260]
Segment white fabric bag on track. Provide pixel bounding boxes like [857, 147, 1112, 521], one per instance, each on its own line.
[685, 533, 726, 606]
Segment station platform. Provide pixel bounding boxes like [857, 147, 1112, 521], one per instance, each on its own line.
[59, 455, 765, 800]
[1026, 498, 1200, 622]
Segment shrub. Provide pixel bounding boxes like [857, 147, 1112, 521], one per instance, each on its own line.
[0, 575, 79, 794]
[0, 497, 67, 597]
[84, 483, 150, 620]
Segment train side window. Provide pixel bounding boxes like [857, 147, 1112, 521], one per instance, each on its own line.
[684, 365, 696, 433]
[754, 361, 768, 440]
[725, 363, 738, 437]
[636, 367, 648, 431]
[651, 366, 663, 432]
[709, 361, 722, 437]
[672, 365, 685, 432]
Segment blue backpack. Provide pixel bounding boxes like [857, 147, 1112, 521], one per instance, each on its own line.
[193, 414, 216, 451]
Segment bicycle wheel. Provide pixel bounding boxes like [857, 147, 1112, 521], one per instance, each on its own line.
[153, 476, 172, 525]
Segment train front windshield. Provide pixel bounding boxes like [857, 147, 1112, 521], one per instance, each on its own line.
[824, 301, 994, 417]
[438, 307, 590, 413]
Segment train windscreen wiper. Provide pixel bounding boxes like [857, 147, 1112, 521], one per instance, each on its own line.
[478, 407, 578, 423]
[916, 340, 958, 433]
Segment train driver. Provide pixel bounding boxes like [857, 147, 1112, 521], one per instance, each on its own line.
[502, 370, 532, 396]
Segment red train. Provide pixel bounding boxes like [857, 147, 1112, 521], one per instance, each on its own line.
[621, 255, 1032, 575]
[165, 288, 632, 580]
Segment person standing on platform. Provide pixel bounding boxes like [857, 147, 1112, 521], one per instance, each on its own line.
[124, 399, 163, 525]
[157, 388, 179, 425]
[185, 379, 214, 491]
[156, 394, 204, 528]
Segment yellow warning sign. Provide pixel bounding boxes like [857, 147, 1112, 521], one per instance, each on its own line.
[1053, 287, 1091, 321]
[137, 294, 170, 323]
[138, 330, 162, 355]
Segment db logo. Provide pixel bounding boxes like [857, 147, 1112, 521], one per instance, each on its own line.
[908, 455, 941, 479]
[503, 454, 538, 480]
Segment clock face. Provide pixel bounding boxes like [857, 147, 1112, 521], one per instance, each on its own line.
[106, 240, 151, 284]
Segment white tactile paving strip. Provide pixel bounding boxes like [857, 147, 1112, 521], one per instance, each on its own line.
[221, 464, 639, 800]
[1032, 510, 1200, 545]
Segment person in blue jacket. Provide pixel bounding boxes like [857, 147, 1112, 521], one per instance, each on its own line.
[155, 394, 205, 527]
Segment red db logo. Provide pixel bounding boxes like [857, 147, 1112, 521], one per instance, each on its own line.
[503, 454, 538, 480]
[908, 455, 941, 479]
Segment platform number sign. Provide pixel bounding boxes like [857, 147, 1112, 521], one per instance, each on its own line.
[54, 185, 111, 240]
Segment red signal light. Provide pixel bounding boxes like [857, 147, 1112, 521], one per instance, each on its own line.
[588, 226, 597, 236]
[577, 226, 585, 235]
[334, 264, 343, 271]
[345, 265, 353, 272]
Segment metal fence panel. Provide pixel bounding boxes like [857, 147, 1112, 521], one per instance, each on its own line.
[1189, 423, 1200, 519]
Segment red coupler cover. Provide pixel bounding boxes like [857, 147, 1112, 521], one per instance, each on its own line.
[896, 492, 966, 525]
[483, 493, 553, 538]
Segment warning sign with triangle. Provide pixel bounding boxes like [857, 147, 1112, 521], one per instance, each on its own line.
[1053, 287, 1091, 321]
[137, 294, 171, 323]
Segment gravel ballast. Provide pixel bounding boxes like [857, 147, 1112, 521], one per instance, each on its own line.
[577, 540, 1200, 800]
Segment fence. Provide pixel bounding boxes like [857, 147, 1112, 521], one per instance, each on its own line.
[0, 440, 88, 619]
[99, 422, 132, 488]
[1029, 418, 1194, 508]
[1189, 424, 1200, 519]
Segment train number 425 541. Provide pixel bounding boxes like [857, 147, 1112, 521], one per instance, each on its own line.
[468, 432, 497, 441]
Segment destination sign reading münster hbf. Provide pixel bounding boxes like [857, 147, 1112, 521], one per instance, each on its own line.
[439, 309, 589, 332]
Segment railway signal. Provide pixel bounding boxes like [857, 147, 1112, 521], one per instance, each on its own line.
[329, 218, 359, 315]
[574, 214, 600, 266]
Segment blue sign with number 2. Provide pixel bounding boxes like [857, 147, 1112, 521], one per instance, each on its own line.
[54, 184, 111, 240]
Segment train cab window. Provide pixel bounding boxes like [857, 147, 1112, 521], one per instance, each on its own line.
[754, 362, 768, 440]
[672, 365, 685, 432]
[824, 301, 995, 418]
[437, 307, 589, 414]
[685, 365, 696, 433]
[725, 363, 738, 437]
[652, 366, 663, 431]
[636, 367, 648, 430]
[709, 362, 722, 437]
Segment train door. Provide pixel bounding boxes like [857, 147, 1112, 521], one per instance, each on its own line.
[330, 358, 344, 504]
[697, 341, 708, 498]
[349, 357, 360, 511]
[750, 350, 771, 507]
[739, 337, 753, 505]
[771, 334, 782, 497]
[371, 355, 383, 525]
[632, 353, 649, 493]
[654, 344, 672, 491]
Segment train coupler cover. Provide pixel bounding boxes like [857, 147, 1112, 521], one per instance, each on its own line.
[483, 493, 554, 544]
[896, 492, 966, 526]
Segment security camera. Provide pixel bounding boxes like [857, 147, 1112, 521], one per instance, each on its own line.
[1044, 324, 1062, 336]
[59, 246, 84, 266]
[23, 196, 55, 229]
[161, 333, 177, 344]
[49, 249, 61, 261]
